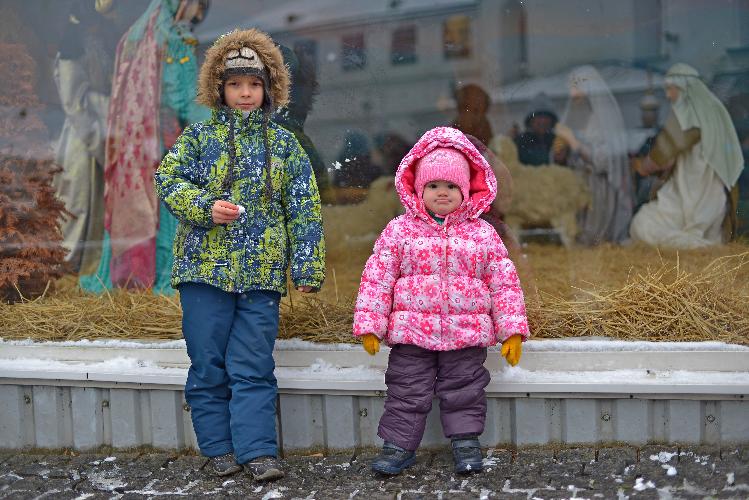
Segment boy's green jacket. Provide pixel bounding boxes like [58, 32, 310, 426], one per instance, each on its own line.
[154, 107, 325, 294]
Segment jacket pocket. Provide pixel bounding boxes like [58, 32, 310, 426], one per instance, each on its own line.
[176, 224, 230, 263]
[252, 223, 288, 270]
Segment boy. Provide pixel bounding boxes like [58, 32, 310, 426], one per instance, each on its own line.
[154, 29, 325, 481]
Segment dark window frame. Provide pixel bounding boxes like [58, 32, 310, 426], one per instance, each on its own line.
[391, 24, 417, 65]
[341, 32, 367, 71]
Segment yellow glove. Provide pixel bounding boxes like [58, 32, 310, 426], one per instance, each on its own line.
[361, 334, 380, 356]
[501, 334, 523, 366]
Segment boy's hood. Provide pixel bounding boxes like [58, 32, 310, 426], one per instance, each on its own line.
[197, 29, 289, 109]
[395, 127, 497, 222]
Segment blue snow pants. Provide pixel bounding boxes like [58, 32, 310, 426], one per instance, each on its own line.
[179, 282, 281, 464]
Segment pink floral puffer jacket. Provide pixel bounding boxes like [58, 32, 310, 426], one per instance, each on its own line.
[353, 127, 529, 351]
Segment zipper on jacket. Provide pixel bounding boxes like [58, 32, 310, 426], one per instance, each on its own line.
[440, 224, 449, 337]
[238, 154, 251, 293]
[229, 123, 247, 291]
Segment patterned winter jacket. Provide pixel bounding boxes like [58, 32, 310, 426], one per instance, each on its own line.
[353, 127, 529, 350]
[155, 107, 325, 294]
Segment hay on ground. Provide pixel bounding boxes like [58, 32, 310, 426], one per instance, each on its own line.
[278, 295, 354, 344]
[528, 251, 749, 345]
[1, 245, 748, 345]
[0, 287, 183, 341]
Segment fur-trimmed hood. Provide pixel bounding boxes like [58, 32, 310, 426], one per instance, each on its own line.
[197, 29, 289, 109]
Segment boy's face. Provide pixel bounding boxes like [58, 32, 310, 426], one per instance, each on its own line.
[224, 75, 264, 111]
[423, 180, 463, 216]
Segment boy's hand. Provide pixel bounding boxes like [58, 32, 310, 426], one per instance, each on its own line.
[296, 286, 313, 293]
[361, 334, 380, 356]
[212, 200, 240, 224]
[501, 334, 523, 366]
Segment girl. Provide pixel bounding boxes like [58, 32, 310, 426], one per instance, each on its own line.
[353, 127, 529, 475]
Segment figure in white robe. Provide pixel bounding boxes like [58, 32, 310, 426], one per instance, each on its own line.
[53, 4, 117, 273]
[630, 63, 744, 249]
[53, 58, 109, 274]
[554, 66, 633, 245]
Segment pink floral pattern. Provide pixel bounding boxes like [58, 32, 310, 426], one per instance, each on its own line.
[353, 127, 529, 351]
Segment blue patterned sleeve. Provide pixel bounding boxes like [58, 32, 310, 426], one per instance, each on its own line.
[154, 125, 215, 229]
[282, 135, 326, 290]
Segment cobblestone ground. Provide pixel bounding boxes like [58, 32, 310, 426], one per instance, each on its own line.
[1, 446, 747, 499]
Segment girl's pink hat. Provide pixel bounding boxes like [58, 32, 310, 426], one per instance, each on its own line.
[414, 147, 471, 200]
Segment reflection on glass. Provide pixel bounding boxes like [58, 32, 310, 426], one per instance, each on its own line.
[273, 44, 331, 203]
[630, 63, 744, 249]
[0, 0, 746, 338]
[80, 0, 209, 294]
[557, 65, 633, 246]
[443, 14, 471, 59]
[391, 24, 417, 65]
[451, 84, 493, 147]
[0, 43, 68, 303]
[629, 90, 662, 214]
[53, 1, 118, 276]
[341, 32, 366, 71]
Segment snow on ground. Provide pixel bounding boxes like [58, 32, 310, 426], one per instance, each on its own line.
[276, 358, 383, 381]
[2, 336, 747, 351]
[0, 356, 384, 381]
[0, 338, 188, 349]
[0, 337, 359, 351]
[498, 366, 749, 385]
[1, 355, 748, 386]
[518, 338, 749, 352]
[0, 357, 186, 377]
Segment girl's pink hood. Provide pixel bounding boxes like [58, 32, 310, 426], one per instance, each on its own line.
[395, 127, 497, 222]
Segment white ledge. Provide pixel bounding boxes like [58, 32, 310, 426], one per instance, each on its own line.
[1, 338, 748, 398]
[1, 339, 748, 371]
[0, 364, 747, 398]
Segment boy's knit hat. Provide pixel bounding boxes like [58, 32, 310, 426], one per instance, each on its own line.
[224, 46, 268, 79]
[414, 147, 471, 201]
[223, 46, 272, 109]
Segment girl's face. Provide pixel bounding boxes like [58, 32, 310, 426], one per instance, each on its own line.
[224, 75, 264, 111]
[423, 180, 463, 216]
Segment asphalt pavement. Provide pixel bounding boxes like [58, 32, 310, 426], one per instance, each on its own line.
[1, 445, 747, 498]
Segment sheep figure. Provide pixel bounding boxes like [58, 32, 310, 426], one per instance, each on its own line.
[322, 175, 401, 258]
[488, 135, 590, 247]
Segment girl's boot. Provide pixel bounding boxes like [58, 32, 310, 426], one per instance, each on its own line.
[371, 442, 416, 475]
[451, 437, 483, 474]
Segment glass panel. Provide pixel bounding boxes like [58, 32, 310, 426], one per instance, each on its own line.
[0, 0, 746, 348]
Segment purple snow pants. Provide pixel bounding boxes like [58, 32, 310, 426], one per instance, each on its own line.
[377, 344, 491, 451]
